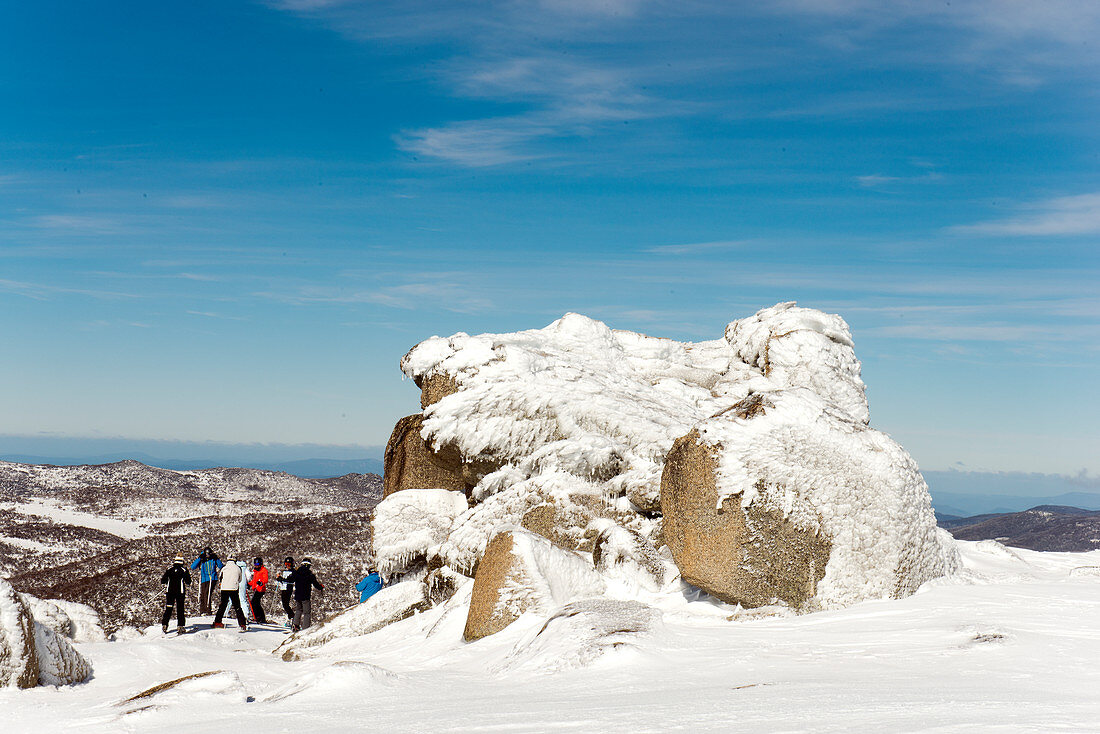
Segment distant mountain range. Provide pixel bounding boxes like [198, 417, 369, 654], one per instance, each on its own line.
[0, 453, 383, 479]
[937, 504, 1100, 552]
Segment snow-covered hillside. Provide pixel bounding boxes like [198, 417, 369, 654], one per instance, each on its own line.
[4, 542, 1098, 731]
[0, 460, 383, 630]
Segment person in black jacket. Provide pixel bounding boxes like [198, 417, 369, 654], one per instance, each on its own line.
[161, 554, 193, 635]
[288, 557, 324, 632]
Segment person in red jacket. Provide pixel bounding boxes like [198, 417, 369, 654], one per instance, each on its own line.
[247, 557, 269, 624]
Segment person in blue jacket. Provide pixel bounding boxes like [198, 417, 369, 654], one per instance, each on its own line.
[356, 568, 384, 603]
[190, 547, 224, 615]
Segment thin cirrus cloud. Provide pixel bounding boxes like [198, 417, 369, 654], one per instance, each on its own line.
[266, 1, 1100, 167]
[643, 240, 751, 255]
[255, 281, 493, 314]
[952, 192, 1100, 236]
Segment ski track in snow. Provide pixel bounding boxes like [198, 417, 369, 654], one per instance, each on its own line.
[5, 541, 1100, 732]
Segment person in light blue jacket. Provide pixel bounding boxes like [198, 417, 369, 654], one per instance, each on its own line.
[190, 547, 224, 615]
[356, 569, 384, 603]
[234, 557, 253, 621]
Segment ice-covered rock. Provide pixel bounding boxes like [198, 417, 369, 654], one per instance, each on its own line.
[20, 594, 104, 643]
[371, 489, 469, 577]
[724, 302, 869, 424]
[464, 528, 605, 641]
[118, 670, 243, 711]
[590, 520, 679, 592]
[661, 389, 958, 609]
[0, 580, 38, 688]
[387, 304, 956, 617]
[0, 580, 92, 687]
[33, 621, 93, 686]
[277, 576, 434, 661]
[496, 598, 663, 673]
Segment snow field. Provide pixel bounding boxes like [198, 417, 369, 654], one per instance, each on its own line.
[4, 542, 1099, 732]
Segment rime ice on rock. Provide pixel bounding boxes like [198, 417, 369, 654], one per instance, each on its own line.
[382, 304, 957, 630]
[724, 302, 869, 424]
[0, 580, 38, 688]
[371, 489, 469, 577]
[277, 576, 434, 661]
[0, 580, 92, 688]
[662, 388, 959, 609]
[21, 594, 104, 643]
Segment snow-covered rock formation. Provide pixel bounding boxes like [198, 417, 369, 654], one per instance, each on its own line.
[463, 528, 605, 641]
[0, 579, 92, 688]
[303, 303, 955, 655]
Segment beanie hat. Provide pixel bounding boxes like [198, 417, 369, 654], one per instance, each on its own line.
[173, 555, 184, 563]
[302, 557, 312, 566]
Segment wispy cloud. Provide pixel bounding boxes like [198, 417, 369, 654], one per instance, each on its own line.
[398, 54, 658, 166]
[856, 172, 942, 188]
[953, 191, 1100, 236]
[28, 214, 144, 236]
[256, 280, 493, 313]
[267, 1, 1100, 167]
[0, 278, 142, 301]
[643, 240, 751, 255]
[186, 310, 247, 321]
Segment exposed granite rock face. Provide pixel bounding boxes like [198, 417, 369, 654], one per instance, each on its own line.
[463, 532, 523, 641]
[418, 372, 459, 409]
[520, 502, 597, 552]
[463, 529, 604, 641]
[660, 428, 831, 608]
[382, 414, 469, 498]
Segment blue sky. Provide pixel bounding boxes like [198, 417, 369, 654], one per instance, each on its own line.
[1, 0, 1097, 475]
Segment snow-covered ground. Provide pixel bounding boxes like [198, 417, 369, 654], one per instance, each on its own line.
[6, 540, 1099, 732]
[2, 499, 149, 539]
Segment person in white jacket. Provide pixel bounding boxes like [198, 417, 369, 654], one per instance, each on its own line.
[212, 553, 249, 631]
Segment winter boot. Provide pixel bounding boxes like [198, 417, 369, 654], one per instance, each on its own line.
[176, 627, 185, 636]
[212, 622, 225, 629]
[239, 625, 248, 633]
[162, 623, 169, 634]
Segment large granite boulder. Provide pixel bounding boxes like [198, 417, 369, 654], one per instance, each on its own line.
[20, 594, 104, 643]
[463, 528, 604, 641]
[33, 622, 92, 687]
[382, 414, 469, 498]
[661, 389, 957, 610]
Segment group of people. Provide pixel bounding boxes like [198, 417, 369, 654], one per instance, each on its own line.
[160, 547, 325, 635]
